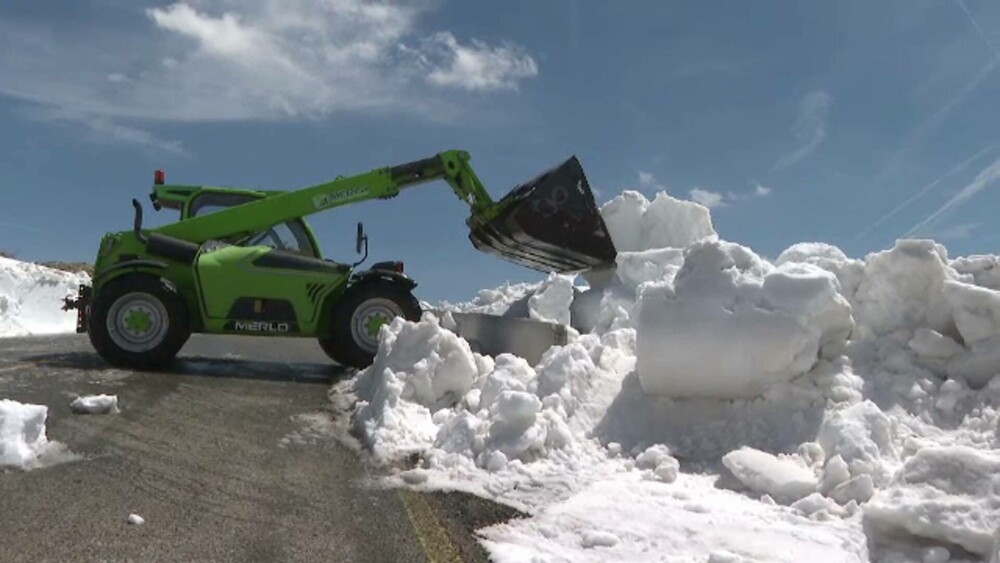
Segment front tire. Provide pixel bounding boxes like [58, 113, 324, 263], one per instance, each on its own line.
[88, 275, 190, 370]
[319, 281, 421, 369]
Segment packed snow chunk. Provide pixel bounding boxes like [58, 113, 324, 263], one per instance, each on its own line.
[581, 530, 619, 548]
[600, 190, 717, 253]
[0, 399, 52, 469]
[70, 394, 119, 415]
[641, 192, 718, 250]
[478, 354, 536, 411]
[635, 444, 675, 470]
[777, 242, 865, 299]
[0, 256, 90, 337]
[600, 190, 649, 252]
[951, 254, 1000, 291]
[614, 248, 685, 289]
[828, 474, 875, 505]
[816, 401, 895, 486]
[535, 342, 598, 411]
[439, 281, 541, 316]
[485, 391, 546, 462]
[653, 457, 680, 483]
[762, 262, 854, 359]
[943, 279, 1000, 345]
[852, 240, 959, 339]
[528, 273, 575, 325]
[921, 546, 951, 563]
[908, 328, 964, 360]
[126, 513, 145, 526]
[791, 492, 840, 517]
[636, 241, 852, 398]
[864, 445, 1000, 556]
[433, 411, 483, 456]
[722, 447, 819, 504]
[947, 334, 1000, 389]
[819, 455, 852, 494]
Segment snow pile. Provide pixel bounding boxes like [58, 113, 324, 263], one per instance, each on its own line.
[347, 186, 1000, 562]
[353, 315, 487, 460]
[70, 394, 119, 415]
[353, 312, 633, 479]
[0, 399, 58, 469]
[0, 256, 89, 337]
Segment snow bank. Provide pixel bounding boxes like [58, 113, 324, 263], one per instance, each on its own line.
[0, 256, 89, 337]
[1, 399, 56, 469]
[348, 187, 1000, 562]
[636, 241, 852, 399]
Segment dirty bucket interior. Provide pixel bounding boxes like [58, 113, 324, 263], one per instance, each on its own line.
[469, 156, 617, 273]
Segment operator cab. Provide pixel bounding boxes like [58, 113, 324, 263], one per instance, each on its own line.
[152, 179, 322, 259]
[186, 192, 318, 257]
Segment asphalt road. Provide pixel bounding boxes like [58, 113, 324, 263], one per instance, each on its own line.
[0, 334, 519, 563]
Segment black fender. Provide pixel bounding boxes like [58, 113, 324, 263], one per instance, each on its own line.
[93, 259, 169, 287]
[350, 269, 417, 290]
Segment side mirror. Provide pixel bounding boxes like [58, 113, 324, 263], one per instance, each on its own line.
[356, 222, 366, 254]
[353, 222, 369, 268]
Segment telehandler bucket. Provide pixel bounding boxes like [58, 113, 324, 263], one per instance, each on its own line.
[469, 156, 617, 273]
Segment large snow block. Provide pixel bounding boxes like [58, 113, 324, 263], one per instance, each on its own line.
[0, 399, 50, 469]
[636, 241, 852, 399]
[599, 190, 717, 253]
[864, 446, 1000, 557]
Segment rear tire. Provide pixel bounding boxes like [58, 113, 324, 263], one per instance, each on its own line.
[88, 275, 191, 370]
[319, 281, 421, 369]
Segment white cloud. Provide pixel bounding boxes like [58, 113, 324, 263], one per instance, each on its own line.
[753, 183, 772, 197]
[773, 89, 833, 171]
[689, 188, 725, 208]
[419, 32, 538, 91]
[0, 0, 539, 129]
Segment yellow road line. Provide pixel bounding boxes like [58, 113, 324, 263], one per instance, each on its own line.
[398, 489, 464, 563]
[0, 362, 35, 374]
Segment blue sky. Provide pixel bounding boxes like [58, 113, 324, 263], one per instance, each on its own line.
[2, 1, 1000, 302]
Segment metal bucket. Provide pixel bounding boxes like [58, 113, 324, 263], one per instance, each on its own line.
[468, 156, 617, 273]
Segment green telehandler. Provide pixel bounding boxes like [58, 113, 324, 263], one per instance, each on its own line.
[63, 150, 616, 370]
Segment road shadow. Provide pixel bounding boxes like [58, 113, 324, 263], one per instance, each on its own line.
[24, 352, 350, 385]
